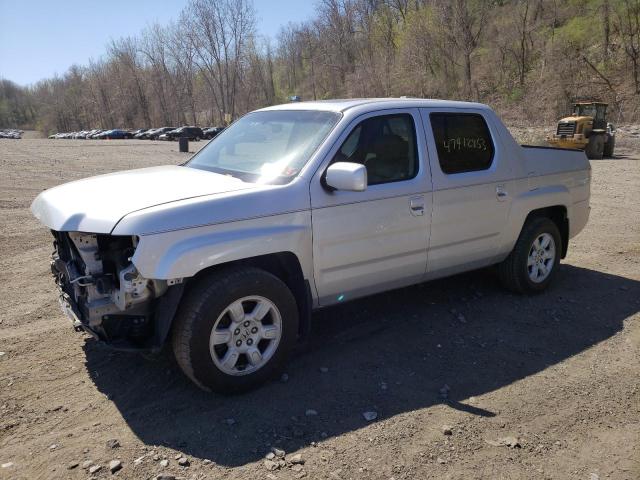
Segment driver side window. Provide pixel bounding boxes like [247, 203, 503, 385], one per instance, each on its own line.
[332, 113, 418, 185]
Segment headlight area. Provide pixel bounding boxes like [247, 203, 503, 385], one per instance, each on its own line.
[51, 231, 178, 348]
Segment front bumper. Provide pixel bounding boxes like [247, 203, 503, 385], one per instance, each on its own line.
[57, 284, 160, 351]
[50, 231, 163, 350]
[546, 134, 588, 149]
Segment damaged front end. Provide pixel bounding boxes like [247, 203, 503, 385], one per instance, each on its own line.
[51, 231, 182, 351]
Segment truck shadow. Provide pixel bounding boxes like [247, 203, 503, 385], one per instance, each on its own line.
[83, 264, 639, 467]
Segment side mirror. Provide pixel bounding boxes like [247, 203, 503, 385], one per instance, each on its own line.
[325, 162, 367, 192]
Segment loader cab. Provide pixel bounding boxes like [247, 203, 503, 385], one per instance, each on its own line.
[572, 102, 607, 131]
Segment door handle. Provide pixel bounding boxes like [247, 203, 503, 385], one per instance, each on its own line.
[409, 196, 425, 216]
[496, 185, 508, 201]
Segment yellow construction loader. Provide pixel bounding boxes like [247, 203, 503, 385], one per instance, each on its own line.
[547, 102, 615, 159]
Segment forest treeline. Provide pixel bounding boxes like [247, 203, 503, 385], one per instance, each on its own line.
[1, 0, 639, 133]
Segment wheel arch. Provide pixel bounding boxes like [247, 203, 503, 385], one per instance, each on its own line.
[183, 252, 311, 344]
[523, 205, 569, 258]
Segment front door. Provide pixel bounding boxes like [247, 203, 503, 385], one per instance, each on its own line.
[310, 109, 432, 306]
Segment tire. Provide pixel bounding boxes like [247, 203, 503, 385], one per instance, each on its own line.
[585, 134, 604, 159]
[603, 134, 615, 158]
[195, 136, 201, 141]
[498, 217, 562, 294]
[172, 267, 299, 393]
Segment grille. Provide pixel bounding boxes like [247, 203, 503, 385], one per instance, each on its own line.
[556, 122, 576, 136]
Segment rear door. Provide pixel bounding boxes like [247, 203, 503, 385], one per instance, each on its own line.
[420, 108, 514, 277]
[310, 109, 432, 305]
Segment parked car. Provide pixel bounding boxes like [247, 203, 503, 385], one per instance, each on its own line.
[31, 98, 591, 393]
[135, 128, 156, 139]
[87, 130, 105, 139]
[94, 130, 110, 139]
[131, 129, 148, 138]
[95, 129, 113, 139]
[134, 128, 158, 140]
[97, 129, 133, 140]
[84, 129, 101, 139]
[133, 129, 153, 140]
[72, 131, 88, 139]
[1, 129, 22, 139]
[159, 126, 204, 141]
[112, 129, 134, 139]
[147, 127, 176, 140]
[203, 126, 225, 139]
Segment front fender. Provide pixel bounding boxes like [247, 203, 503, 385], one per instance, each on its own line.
[131, 211, 314, 282]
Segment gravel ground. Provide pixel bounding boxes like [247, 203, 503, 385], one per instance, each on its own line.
[0, 132, 638, 480]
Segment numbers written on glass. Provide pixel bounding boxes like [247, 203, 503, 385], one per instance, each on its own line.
[441, 137, 488, 153]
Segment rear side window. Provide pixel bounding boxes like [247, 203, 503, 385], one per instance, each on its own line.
[430, 113, 494, 174]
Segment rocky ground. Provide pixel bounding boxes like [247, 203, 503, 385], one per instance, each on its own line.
[0, 129, 638, 480]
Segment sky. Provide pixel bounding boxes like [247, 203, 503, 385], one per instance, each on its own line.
[0, 0, 317, 86]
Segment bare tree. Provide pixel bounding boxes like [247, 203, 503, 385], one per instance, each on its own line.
[183, 0, 256, 123]
[439, 0, 488, 98]
[109, 37, 152, 127]
[617, 0, 640, 93]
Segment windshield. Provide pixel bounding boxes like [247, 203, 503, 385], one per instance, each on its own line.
[187, 110, 340, 184]
[573, 105, 597, 117]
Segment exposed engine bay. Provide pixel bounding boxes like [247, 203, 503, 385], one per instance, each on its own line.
[50, 231, 172, 347]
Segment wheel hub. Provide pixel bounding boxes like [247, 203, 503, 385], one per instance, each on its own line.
[208, 295, 283, 376]
[232, 320, 261, 352]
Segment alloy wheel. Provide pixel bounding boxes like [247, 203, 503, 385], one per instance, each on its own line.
[527, 233, 556, 283]
[209, 296, 282, 376]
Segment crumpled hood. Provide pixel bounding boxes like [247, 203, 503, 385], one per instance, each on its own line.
[31, 165, 251, 233]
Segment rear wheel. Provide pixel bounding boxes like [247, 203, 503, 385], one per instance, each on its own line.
[498, 217, 561, 294]
[585, 134, 604, 159]
[172, 267, 298, 393]
[603, 133, 615, 158]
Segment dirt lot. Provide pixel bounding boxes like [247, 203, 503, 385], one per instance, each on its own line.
[0, 132, 638, 480]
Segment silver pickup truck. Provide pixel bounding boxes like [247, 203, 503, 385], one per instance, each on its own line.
[32, 99, 591, 393]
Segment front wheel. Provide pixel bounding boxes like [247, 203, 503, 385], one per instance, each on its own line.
[585, 134, 604, 159]
[498, 217, 561, 294]
[172, 267, 299, 393]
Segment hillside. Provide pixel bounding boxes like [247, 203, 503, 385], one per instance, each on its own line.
[1, 0, 639, 133]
